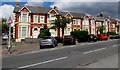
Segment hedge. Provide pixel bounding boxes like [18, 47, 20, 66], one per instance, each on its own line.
[70, 30, 88, 39]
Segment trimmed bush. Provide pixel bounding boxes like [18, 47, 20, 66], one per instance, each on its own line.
[38, 33, 46, 38]
[107, 32, 116, 36]
[71, 30, 88, 42]
[71, 30, 88, 39]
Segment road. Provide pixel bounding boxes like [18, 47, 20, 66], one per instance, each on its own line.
[2, 39, 119, 70]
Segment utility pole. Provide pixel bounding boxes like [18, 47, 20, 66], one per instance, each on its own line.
[7, 17, 13, 54]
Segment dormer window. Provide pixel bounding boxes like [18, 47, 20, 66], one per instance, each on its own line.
[21, 13, 28, 22]
[50, 14, 55, 21]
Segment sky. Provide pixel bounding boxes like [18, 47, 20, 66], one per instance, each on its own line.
[0, 0, 120, 21]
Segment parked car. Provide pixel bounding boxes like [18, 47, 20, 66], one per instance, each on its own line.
[97, 34, 108, 40]
[78, 34, 97, 42]
[2, 33, 8, 40]
[62, 35, 76, 45]
[39, 36, 58, 49]
[109, 34, 120, 39]
[87, 34, 97, 42]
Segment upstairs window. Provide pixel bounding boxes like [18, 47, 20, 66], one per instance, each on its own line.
[84, 19, 89, 25]
[50, 14, 55, 21]
[78, 20, 81, 25]
[73, 20, 76, 25]
[40, 16, 45, 23]
[33, 15, 38, 23]
[91, 20, 94, 26]
[22, 13, 27, 22]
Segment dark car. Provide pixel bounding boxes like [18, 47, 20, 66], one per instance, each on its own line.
[78, 34, 97, 42]
[113, 34, 120, 39]
[97, 34, 108, 40]
[62, 35, 76, 45]
[87, 34, 97, 42]
[39, 36, 58, 49]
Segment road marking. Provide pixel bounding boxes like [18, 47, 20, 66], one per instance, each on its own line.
[17, 56, 68, 69]
[83, 48, 106, 54]
[113, 44, 120, 47]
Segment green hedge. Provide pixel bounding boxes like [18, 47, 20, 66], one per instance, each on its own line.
[107, 32, 116, 36]
[71, 30, 88, 39]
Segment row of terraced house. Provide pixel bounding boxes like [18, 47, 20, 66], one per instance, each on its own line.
[13, 3, 120, 42]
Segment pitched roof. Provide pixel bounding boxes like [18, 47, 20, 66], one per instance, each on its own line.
[94, 16, 105, 22]
[70, 12, 85, 18]
[60, 12, 68, 17]
[109, 18, 117, 23]
[14, 6, 51, 14]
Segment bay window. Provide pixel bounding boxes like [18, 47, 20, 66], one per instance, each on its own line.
[18, 26, 30, 37]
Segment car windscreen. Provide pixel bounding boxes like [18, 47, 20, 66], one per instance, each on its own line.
[42, 37, 51, 39]
[64, 36, 73, 38]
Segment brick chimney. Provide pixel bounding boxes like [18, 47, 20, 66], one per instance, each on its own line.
[16, 2, 19, 7]
[54, 6, 58, 10]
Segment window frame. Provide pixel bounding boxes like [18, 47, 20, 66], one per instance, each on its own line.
[33, 15, 38, 23]
[73, 20, 76, 25]
[21, 13, 28, 22]
[78, 20, 81, 25]
[40, 16, 45, 23]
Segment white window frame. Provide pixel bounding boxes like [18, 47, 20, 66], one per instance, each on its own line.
[67, 28, 71, 35]
[84, 19, 89, 25]
[50, 14, 55, 21]
[91, 20, 94, 26]
[22, 27, 27, 37]
[21, 13, 28, 22]
[73, 20, 76, 25]
[33, 15, 38, 23]
[78, 20, 81, 25]
[40, 16, 45, 23]
[18, 26, 30, 37]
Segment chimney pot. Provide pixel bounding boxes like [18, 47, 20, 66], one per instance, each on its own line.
[16, 2, 19, 7]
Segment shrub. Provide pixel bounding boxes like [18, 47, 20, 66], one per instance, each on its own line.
[71, 30, 88, 39]
[107, 32, 116, 36]
[38, 33, 46, 38]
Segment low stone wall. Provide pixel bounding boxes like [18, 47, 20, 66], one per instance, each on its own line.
[24, 38, 40, 44]
[11, 38, 40, 48]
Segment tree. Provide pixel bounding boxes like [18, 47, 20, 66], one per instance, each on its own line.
[38, 24, 51, 38]
[51, 15, 61, 37]
[51, 15, 72, 37]
[61, 17, 72, 38]
[1, 18, 8, 33]
[97, 25, 106, 34]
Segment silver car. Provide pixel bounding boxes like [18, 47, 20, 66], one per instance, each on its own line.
[39, 36, 58, 49]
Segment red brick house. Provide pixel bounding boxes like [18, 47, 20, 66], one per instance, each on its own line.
[13, 3, 119, 42]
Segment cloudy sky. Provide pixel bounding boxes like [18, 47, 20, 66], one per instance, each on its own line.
[0, 0, 120, 20]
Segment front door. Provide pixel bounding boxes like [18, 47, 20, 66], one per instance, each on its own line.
[33, 28, 38, 38]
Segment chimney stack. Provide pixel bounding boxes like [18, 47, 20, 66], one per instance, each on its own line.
[54, 6, 58, 10]
[16, 2, 19, 7]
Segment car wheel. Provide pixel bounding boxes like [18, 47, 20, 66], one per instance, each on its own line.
[52, 44, 55, 48]
[94, 40, 97, 42]
[40, 46, 43, 49]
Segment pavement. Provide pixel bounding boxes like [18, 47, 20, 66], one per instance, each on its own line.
[2, 39, 119, 69]
[1, 43, 63, 57]
[77, 53, 118, 68]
